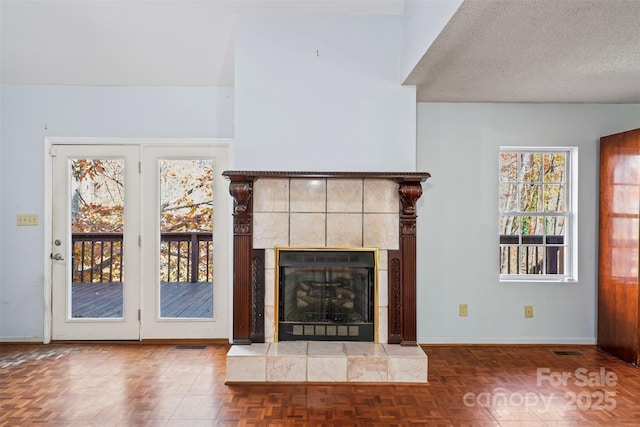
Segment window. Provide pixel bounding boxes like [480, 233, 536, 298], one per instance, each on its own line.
[499, 148, 577, 281]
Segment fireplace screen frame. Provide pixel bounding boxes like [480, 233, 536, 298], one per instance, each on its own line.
[275, 247, 379, 342]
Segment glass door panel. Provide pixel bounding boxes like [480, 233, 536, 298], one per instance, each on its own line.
[159, 159, 214, 318]
[71, 158, 125, 318]
[141, 146, 229, 339]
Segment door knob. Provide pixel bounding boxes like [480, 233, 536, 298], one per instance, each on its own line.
[51, 253, 64, 261]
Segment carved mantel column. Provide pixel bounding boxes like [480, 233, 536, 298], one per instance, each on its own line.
[227, 176, 258, 344]
[395, 179, 425, 346]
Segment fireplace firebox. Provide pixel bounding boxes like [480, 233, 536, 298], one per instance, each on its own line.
[277, 249, 376, 342]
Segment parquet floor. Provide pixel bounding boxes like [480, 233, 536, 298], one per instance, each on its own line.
[1, 343, 639, 426]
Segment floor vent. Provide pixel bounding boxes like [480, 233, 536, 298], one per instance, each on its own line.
[552, 350, 584, 356]
[173, 345, 208, 350]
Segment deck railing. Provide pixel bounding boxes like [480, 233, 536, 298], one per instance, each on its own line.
[499, 235, 564, 274]
[72, 232, 213, 283]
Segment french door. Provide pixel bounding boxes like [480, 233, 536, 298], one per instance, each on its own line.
[51, 143, 229, 340]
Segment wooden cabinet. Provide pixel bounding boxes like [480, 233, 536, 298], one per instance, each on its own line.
[598, 128, 640, 366]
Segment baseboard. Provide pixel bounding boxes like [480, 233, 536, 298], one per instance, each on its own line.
[0, 336, 44, 343]
[418, 337, 597, 345]
[48, 338, 230, 345]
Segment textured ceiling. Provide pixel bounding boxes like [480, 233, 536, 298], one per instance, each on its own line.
[1, 0, 639, 103]
[405, 0, 640, 103]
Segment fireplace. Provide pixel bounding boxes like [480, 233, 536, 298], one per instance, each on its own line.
[222, 171, 430, 346]
[277, 248, 376, 342]
[223, 171, 430, 383]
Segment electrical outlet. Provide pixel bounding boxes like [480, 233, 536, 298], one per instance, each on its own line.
[17, 214, 39, 226]
[459, 304, 468, 317]
[524, 305, 534, 318]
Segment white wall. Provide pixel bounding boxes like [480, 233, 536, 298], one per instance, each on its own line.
[0, 84, 3, 308]
[235, 16, 416, 171]
[416, 103, 640, 344]
[0, 85, 233, 341]
[401, 0, 462, 81]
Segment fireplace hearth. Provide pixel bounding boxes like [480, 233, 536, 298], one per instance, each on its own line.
[277, 249, 376, 342]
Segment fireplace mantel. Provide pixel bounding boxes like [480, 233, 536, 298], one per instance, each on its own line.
[223, 171, 430, 346]
[223, 171, 431, 181]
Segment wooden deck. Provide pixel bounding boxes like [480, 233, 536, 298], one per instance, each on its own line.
[71, 281, 213, 318]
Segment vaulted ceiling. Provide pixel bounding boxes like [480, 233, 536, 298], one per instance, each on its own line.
[1, 0, 638, 103]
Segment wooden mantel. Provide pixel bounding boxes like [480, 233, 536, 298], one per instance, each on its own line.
[222, 171, 430, 346]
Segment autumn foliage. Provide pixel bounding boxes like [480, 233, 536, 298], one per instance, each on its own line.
[71, 158, 213, 283]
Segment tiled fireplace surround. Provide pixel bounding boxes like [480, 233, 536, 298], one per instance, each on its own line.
[223, 171, 430, 383]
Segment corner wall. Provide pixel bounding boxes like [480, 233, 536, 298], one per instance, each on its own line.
[416, 103, 640, 343]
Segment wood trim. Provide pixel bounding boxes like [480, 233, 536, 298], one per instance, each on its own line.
[396, 180, 424, 346]
[228, 179, 257, 344]
[388, 250, 403, 344]
[251, 249, 266, 343]
[223, 171, 430, 181]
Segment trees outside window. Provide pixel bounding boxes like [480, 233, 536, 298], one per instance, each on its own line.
[499, 148, 576, 280]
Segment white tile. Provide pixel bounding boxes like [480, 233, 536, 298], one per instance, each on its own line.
[265, 248, 276, 269]
[226, 344, 269, 382]
[387, 355, 428, 383]
[363, 179, 399, 213]
[347, 356, 388, 382]
[363, 214, 399, 250]
[266, 342, 308, 381]
[377, 249, 388, 271]
[377, 272, 388, 307]
[307, 342, 346, 356]
[377, 307, 388, 344]
[226, 343, 269, 357]
[254, 212, 289, 249]
[326, 214, 362, 247]
[268, 341, 308, 356]
[383, 344, 428, 382]
[290, 179, 326, 212]
[226, 356, 266, 382]
[345, 342, 387, 356]
[265, 305, 275, 342]
[382, 343, 427, 357]
[290, 213, 326, 247]
[264, 268, 275, 306]
[327, 179, 363, 213]
[267, 356, 307, 381]
[307, 356, 347, 382]
[254, 179, 289, 212]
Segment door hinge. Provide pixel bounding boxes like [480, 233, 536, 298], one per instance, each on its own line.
[138, 235, 141, 247]
[138, 161, 141, 174]
[138, 309, 141, 321]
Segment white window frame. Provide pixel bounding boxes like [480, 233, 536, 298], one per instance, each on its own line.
[499, 146, 578, 282]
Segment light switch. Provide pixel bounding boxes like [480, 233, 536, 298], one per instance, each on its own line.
[17, 214, 39, 226]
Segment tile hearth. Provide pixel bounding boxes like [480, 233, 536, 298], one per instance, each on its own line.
[226, 342, 428, 383]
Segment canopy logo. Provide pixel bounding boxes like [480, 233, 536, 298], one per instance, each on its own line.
[462, 368, 618, 412]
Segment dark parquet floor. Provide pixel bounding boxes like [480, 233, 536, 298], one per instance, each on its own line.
[1, 343, 639, 426]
